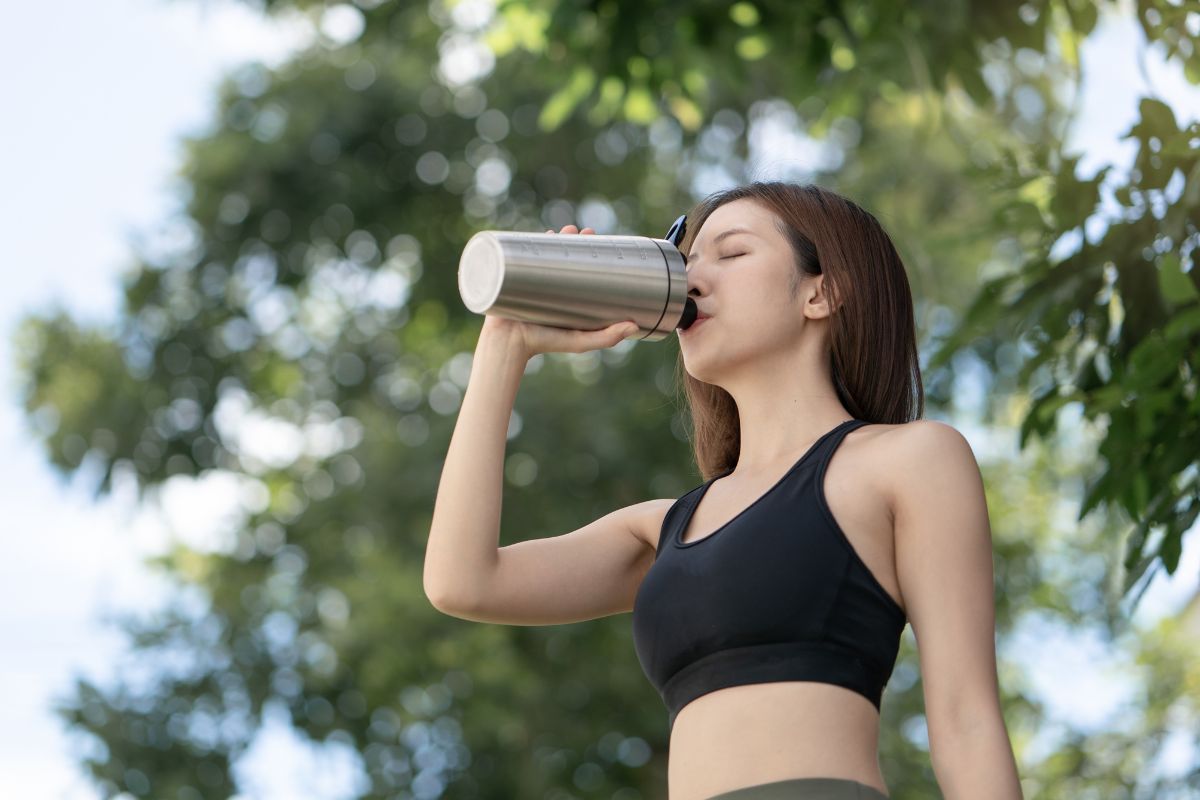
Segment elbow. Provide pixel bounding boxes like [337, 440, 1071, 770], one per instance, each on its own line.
[424, 580, 476, 618]
[422, 572, 450, 611]
[928, 704, 1013, 763]
[423, 579, 453, 613]
[423, 548, 492, 619]
[422, 559, 457, 613]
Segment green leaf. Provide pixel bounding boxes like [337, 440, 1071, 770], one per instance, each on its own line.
[1079, 469, 1111, 520]
[735, 33, 771, 60]
[1185, 59, 1200, 84]
[1157, 253, 1198, 304]
[1073, 0, 1098, 35]
[538, 66, 596, 132]
[1138, 97, 1179, 137]
[1056, 25, 1080, 69]
[1159, 522, 1182, 573]
[586, 75, 625, 126]
[1127, 330, 1181, 389]
[1163, 305, 1200, 339]
[622, 84, 659, 124]
[486, 3, 551, 56]
[1123, 516, 1153, 575]
[667, 94, 704, 132]
[729, 2, 760, 26]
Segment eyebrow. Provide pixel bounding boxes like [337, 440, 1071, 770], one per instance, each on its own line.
[686, 227, 756, 260]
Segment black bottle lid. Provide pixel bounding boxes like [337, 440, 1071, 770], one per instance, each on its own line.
[665, 214, 696, 329]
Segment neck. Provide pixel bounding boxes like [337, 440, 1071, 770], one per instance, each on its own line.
[721, 349, 851, 475]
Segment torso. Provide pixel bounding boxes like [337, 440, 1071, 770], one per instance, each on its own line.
[633, 422, 907, 800]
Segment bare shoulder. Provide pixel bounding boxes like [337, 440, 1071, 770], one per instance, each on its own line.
[880, 419, 976, 460]
[857, 419, 979, 512]
[856, 418, 968, 454]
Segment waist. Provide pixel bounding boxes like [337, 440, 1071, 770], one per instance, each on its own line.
[668, 682, 886, 798]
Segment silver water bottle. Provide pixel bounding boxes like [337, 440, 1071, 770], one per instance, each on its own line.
[456, 215, 699, 341]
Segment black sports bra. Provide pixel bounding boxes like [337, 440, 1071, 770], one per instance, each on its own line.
[631, 419, 907, 731]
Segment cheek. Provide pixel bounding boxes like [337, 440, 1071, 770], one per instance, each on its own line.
[748, 285, 801, 327]
[737, 294, 808, 352]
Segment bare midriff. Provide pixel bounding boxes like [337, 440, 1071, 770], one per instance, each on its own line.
[666, 681, 888, 799]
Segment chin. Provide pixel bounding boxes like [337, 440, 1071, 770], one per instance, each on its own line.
[679, 350, 727, 387]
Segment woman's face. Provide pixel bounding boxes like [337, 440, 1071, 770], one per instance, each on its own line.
[678, 197, 819, 384]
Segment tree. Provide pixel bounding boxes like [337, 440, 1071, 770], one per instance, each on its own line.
[15, 0, 1199, 796]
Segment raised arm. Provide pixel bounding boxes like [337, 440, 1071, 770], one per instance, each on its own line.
[422, 321, 528, 612]
[423, 224, 651, 623]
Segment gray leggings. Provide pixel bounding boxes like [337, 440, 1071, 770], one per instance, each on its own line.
[705, 777, 890, 799]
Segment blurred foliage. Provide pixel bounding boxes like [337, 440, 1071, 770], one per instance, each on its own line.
[927, 91, 1200, 607]
[12, 0, 1200, 797]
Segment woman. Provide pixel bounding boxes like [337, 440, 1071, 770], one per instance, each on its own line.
[424, 181, 1023, 799]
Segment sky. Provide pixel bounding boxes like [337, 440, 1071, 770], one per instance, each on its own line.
[0, 0, 1198, 798]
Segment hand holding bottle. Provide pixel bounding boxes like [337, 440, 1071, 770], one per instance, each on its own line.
[479, 224, 639, 361]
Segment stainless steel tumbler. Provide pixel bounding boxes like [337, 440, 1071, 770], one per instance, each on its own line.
[456, 215, 699, 341]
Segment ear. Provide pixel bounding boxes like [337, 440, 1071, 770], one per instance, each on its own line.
[803, 273, 839, 319]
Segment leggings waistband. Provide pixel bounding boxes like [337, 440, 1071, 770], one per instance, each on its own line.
[705, 776, 890, 799]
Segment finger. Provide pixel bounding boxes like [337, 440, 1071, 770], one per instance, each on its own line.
[560, 224, 579, 234]
[563, 321, 634, 352]
[611, 321, 638, 339]
[581, 227, 596, 235]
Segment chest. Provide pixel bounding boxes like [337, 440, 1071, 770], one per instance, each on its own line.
[677, 440, 902, 616]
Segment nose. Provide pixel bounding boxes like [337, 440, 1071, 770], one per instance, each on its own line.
[686, 263, 708, 298]
[679, 276, 706, 330]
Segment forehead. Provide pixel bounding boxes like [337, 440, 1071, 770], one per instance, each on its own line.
[693, 198, 777, 244]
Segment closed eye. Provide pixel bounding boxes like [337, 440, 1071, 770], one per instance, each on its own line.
[721, 253, 746, 260]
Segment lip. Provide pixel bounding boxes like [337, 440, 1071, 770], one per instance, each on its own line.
[680, 316, 710, 335]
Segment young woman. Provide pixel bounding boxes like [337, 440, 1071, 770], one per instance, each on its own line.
[425, 181, 1023, 799]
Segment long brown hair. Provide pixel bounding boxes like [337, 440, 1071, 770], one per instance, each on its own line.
[674, 181, 924, 481]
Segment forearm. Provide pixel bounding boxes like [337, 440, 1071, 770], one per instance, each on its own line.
[931, 717, 1023, 800]
[423, 328, 528, 610]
